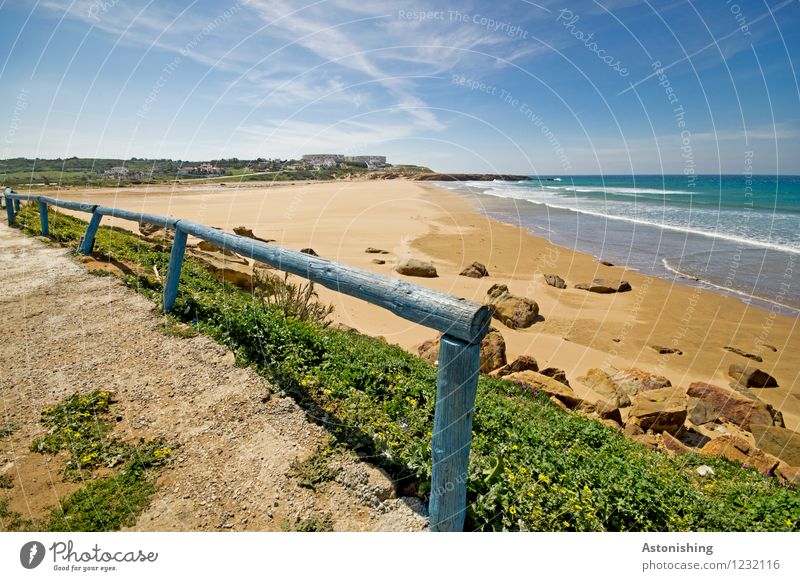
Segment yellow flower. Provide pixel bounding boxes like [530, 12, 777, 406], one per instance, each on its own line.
[507, 473, 516, 482]
[538, 474, 550, 484]
[786, 519, 794, 527]
[509, 506, 517, 516]
[518, 467, 528, 475]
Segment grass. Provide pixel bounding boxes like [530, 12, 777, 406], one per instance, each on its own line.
[11, 203, 800, 531]
[156, 317, 199, 339]
[0, 421, 16, 439]
[0, 384, 173, 532]
[0, 475, 13, 489]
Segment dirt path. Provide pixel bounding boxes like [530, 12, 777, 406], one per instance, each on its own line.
[0, 224, 426, 531]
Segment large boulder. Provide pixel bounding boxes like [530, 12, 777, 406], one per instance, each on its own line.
[495, 355, 538, 377]
[628, 388, 687, 435]
[484, 284, 540, 329]
[700, 435, 780, 475]
[479, 328, 507, 373]
[574, 279, 631, 293]
[395, 258, 438, 278]
[728, 364, 778, 388]
[608, 368, 671, 398]
[197, 239, 239, 257]
[503, 370, 583, 409]
[543, 274, 566, 289]
[417, 328, 507, 373]
[459, 261, 489, 279]
[686, 382, 775, 431]
[577, 368, 630, 408]
[750, 425, 800, 467]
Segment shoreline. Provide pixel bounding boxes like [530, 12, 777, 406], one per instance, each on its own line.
[37, 179, 800, 431]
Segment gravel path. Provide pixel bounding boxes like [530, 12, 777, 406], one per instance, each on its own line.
[0, 224, 427, 531]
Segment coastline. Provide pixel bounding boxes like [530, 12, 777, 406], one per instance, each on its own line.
[46, 179, 799, 431]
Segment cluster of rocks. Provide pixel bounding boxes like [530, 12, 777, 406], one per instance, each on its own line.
[494, 362, 797, 486]
[484, 284, 540, 329]
[542, 273, 632, 294]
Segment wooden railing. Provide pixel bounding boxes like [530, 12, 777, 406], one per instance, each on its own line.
[3, 187, 491, 532]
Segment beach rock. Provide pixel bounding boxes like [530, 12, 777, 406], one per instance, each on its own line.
[688, 398, 719, 425]
[543, 274, 567, 289]
[776, 463, 800, 487]
[495, 355, 538, 377]
[624, 423, 645, 437]
[650, 345, 683, 355]
[197, 240, 239, 257]
[686, 382, 774, 431]
[365, 247, 389, 254]
[484, 284, 540, 329]
[577, 368, 631, 408]
[187, 248, 253, 290]
[661, 432, 693, 454]
[609, 368, 671, 398]
[599, 260, 614, 267]
[371, 259, 386, 265]
[576, 399, 622, 424]
[395, 258, 438, 278]
[628, 388, 687, 435]
[539, 367, 570, 386]
[750, 425, 800, 467]
[728, 364, 778, 388]
[574, 279, 631, 293]
[723, 346, 763, 362]
[459, 261, 489, 279]
[548, 396, 570, 412]
[138, 223, 173, 240]
[300, 248, 319, 257]
[479, 328, 507, 373]
[233, 226, 274, 243]
[631, 433, 661, 449]
[700, 435, 780, 475]
[417, 328, 506, 373]
[504, 371, 583, 409]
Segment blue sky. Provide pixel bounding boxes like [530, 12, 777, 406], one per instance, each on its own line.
[1, 0, 799, 174]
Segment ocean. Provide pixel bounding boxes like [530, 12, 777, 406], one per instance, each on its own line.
[436, 175, 800, 313]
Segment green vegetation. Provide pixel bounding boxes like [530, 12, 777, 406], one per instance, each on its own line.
[0, 421, 16, 439]
[0, 375, 173, 531]
[11, 204, 800, 531]
[0, 475, 13, 489]
[281, 514, 334, 532]
[289, 445, 334, 491]
[156, 317, 200, 339]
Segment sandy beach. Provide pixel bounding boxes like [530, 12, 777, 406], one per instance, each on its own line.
[45, 179, 800, 431]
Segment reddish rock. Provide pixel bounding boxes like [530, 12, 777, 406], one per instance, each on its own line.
[418, 328, 507, 373]
[459, 261, 489, 278]
[687, 382, 774, 431]
[495, 355, 539, 377]
[575, 279, 631, 293]
[700, 435, 780, 475]
[577, 368, 630, 408]
[661, 432, 693, 454]
[484, 284, 540, 329]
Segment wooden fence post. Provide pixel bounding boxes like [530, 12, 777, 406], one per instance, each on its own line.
[4, 193, 13, 225]
[39, 200, 49, 237]
[162, 226, 187, 312]
[13, 198, 21, 212]
[429, 334, 482, 532]
[80, 212, 103, 255]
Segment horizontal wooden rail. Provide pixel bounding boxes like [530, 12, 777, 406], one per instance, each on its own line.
[3, 187, 489, 531]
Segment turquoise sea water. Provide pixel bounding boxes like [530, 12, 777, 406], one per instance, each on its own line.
[436, 175, 800, 312]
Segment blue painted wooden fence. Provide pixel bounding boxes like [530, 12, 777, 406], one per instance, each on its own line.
[2, 188, 490, 531]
